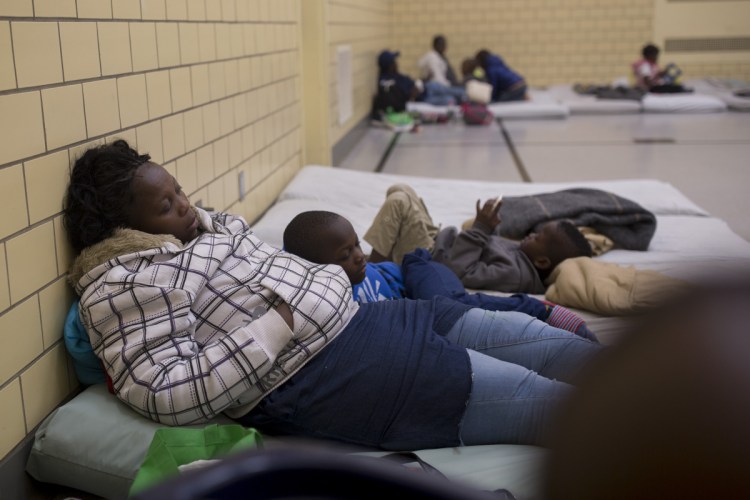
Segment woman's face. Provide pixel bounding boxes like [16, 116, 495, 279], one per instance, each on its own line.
[127, 162, 200, 243]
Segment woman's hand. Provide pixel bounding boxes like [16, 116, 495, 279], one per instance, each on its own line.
[475, 197, 503, 230]
[276, 301, 294, 330]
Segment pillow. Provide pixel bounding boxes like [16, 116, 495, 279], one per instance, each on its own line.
[26, 384, 235, 499]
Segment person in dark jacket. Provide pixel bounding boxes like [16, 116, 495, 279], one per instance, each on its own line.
[476, 49, 527, 102]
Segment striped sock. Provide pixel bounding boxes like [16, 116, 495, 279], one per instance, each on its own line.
[544, 303, 599, 343]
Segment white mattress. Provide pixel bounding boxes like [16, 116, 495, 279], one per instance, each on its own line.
[641, 92, 728, 113]
[251, 165, 750, 343]
[406, 101, 459, 116]
[29, 383, 547, 499]
[487, 89, 570, 119]
[407, 90, 570, 120]
[546, 84, 643, 115]
[685, 78, 750, 111]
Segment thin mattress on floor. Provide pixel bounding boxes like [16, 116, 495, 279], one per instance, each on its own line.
[488, 88, 570, 119]
[641, 92, 727, 113]
[684, 78, 750, 111]
[545, 84, 643, 114]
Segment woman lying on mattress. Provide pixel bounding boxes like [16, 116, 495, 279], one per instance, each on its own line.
[63, 140, 602, 451]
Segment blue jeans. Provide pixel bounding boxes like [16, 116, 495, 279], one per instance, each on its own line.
[495, 83, 527, 102]
[445, 308, 602, 445]
[402, 248, 549, 321]
[423, 80, 466, 105]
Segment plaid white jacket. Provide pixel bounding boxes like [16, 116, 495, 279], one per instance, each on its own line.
[72, 209, 358, 425]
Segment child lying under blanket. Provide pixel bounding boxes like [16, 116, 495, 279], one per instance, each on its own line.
[283, 210, 596, 341]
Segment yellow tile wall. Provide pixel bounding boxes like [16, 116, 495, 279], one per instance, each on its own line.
[0, 0, 304, 462]
[390, 0, 655, 86]
[327, 0, 393, 146]
[390, 0, 750, 87]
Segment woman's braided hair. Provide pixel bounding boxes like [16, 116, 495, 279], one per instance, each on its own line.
[63, 140, 151, 253]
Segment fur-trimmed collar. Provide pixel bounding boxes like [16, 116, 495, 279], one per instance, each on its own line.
[68, 228, 182, 290]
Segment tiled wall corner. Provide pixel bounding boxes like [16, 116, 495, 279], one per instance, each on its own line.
[0, 379, 26, 459]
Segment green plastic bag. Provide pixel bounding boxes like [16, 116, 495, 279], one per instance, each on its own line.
[129, 424, 263, 496]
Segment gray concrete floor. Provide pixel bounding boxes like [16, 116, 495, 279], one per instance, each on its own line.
[336, 112, 750, 242]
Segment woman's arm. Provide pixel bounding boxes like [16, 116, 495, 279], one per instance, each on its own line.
[81, 283, 294, 426]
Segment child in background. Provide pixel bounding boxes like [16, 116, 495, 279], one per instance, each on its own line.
[371, 50, 422, 121]
[283, 210, 598, 342]
[632, 44, 687, 93]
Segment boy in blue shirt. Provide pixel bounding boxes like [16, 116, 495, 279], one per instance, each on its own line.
[283, 211, 597, 341]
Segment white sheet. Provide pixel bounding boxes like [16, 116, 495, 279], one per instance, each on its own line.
[256, 165, 711, 252]
[685, 78, 750, 111]
[251, 165, 750, 343]
[488, 89, 569, 119]
[275, 166, 709, 217]
[407, 90, 570, 120]
[546, 84, 642, 115]
[642, 92, 727, 113]
[406, 101, 459, 116]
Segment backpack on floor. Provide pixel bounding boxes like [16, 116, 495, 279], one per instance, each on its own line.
[461, 102, 493, 126]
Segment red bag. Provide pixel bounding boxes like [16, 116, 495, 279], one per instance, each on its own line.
[461, 102, 493, 126]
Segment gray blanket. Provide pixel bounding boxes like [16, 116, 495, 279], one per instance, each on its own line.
[498, 188, 657, 251]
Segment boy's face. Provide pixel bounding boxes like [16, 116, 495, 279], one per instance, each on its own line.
[317, 217, 367, 285]
[126, 162, 200, 244]
[519, 222, 561, 270]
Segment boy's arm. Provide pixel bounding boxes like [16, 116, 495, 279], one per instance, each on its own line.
[444, 199, 521, 291]
[446, 223, 522, 292]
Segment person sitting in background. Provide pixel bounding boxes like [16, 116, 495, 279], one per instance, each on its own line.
[64, 139, 602, 451]
[476, 49, 527, 102]
[283, 210, 597, 341]
[434, 198, 594, 294]
[370, 50, 421, 121]
[632, 44, 687, 93]
[417, 35, 467, 106]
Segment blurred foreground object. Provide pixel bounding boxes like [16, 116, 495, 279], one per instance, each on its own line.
[544, 279, 750, 500]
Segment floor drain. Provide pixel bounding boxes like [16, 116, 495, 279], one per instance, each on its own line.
[633, 138, 676, 144]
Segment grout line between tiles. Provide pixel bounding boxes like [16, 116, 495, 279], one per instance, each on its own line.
[374, 131, 401, 173]
[497, 118, 532, 182]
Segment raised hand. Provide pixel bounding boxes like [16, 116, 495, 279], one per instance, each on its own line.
[475, 197, 502, 230]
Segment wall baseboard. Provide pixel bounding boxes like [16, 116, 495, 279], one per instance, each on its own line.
[0, 433, 45, 500]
